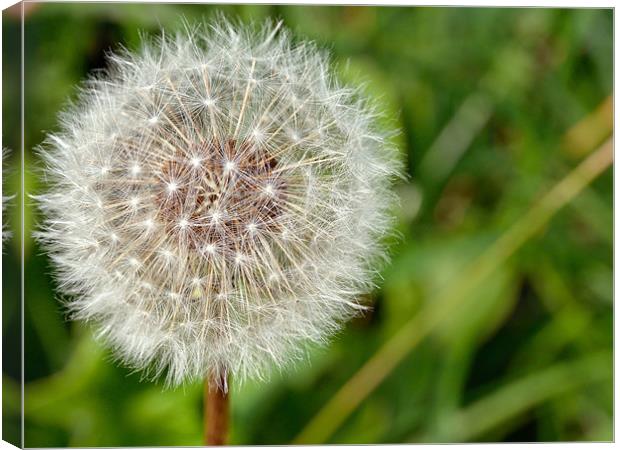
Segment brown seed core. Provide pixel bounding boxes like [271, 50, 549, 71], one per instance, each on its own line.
[156, 139, 286, 255]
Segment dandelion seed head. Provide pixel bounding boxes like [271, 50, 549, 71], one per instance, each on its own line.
[2, 148, 13, 244]
[35, 17, 401, 387]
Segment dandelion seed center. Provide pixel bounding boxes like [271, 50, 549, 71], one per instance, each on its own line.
[155, 139, 287, 258]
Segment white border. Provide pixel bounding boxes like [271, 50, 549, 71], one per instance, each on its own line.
[0, 1, 615, 449]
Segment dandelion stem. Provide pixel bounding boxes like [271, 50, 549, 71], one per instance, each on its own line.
[205, 373, 229, 446]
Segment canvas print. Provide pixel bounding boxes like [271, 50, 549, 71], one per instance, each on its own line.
[1, 2, 613, 447]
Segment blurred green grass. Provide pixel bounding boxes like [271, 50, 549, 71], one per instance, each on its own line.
[2, 3, 613, 446]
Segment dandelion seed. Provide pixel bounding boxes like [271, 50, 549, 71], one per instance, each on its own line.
[190, 156, 202, 168]
[246, 221, 258, 233]
[166, 181, 178, 193]
[224, 160, 236, 173]
[210, 210, 222, 224]
[128, 257, 141, 268]
[252, 128, 264, 140]
[202, 243, 216, 255]
[268, 272, 279, 283]
[263, 183, 275, 196]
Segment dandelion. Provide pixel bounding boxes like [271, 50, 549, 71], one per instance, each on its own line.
[2, 148, 13, 244]
[35, 17, 400, 443]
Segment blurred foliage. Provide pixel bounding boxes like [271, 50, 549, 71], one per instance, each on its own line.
[1, 3, 613, 446]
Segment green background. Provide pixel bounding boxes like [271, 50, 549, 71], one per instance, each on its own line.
[2, 3, 613, 446]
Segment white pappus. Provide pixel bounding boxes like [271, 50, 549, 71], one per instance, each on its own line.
[35, 17, 401, 387]
[2, 148, 13, 244]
